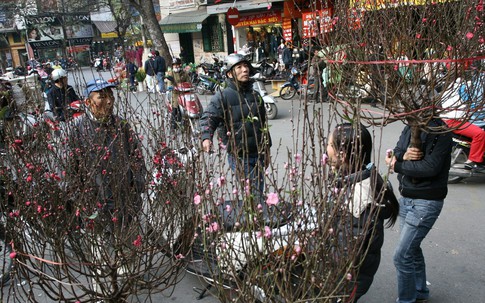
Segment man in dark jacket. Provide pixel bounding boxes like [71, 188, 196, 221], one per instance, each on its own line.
[46, 68, 80, 121]
[144, 53, 156, 93]
[154, 50, 166, 93]
[200, 54, 271, 195]
[386, 119, 452, 303]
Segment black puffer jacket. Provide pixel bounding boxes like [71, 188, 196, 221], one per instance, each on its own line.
[393, 119, 452, 200]
[47, 84, 80, 121]
[199, 78, 271, 156]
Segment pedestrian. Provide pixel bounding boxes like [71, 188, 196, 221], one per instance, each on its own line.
[126, 59, 138, 90]
[326, 123, 399, 302]
[282, 41, 293, 70]
[310, 45, 327, 102]
[64, 78, 146, 292]
[154, 50, 166, 93]
[441, 78, 485, 171]
[199, 53, 272, 195]
[144, 53, 156, 93]
[45, 68, 80, 121]
[385, 119, 452, 303]
[164, 58, 190, 129]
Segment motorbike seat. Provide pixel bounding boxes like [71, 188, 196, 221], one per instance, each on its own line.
[215, 199, 292, 232]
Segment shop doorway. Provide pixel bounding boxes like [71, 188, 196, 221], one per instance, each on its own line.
[179, 33, 194, 64]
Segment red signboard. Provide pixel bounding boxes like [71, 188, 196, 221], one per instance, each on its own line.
[234, 10, 282, 28]
[302, 9, 334, 38]
[282, 18, 292, 42]
[227, 7, 240, 26]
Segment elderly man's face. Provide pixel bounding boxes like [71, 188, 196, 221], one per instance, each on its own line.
[228, 62, 250, 82]
[86, 88, 115, 120]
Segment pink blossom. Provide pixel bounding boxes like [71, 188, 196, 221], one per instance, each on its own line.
[257, 203, 263, 210]
[466, 32, 474, 40]
[26, 175, 32, 183]
[415, 33, 421, 39]
[266, 192, 279, 206]
[232, 188, 238, 195]
[264, 226, 272, 238]
[422, 18, 427, 22]
[133, 235, 142, 247]
[175, 254, 185, 259]
[9, 252, 16, 259]
[112, 217, 118, 223]
[346, 273, 352, 280]
[256, 231, 262, 238]
[207, 222, 219, 233]
[321, 154, 328, 166]
[447, 45, 453, 52]
[194, 194, 201, 205]
[294, 153, 302, 163]
[225, 205, 232, 212]
[217, 176, 226, 187]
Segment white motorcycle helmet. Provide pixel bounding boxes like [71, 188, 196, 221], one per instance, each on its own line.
[51, 68, 67, 82]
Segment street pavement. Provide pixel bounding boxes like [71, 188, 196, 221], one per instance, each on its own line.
[3, 67, 483, 302]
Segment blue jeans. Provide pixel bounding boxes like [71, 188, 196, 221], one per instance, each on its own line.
[393, 197, 443, 303]
[156, 72, 165, 93]
[227, 154, 265, 196]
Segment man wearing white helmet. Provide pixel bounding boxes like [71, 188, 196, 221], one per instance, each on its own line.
[199, 53, 272, 195]
[46, 68, 80, 121]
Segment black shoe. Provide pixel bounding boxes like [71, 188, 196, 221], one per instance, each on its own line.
[464, 162, 485, 171]
[415, 299, 428, 303]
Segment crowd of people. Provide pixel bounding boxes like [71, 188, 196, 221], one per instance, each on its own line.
[2, 40, 483, 302]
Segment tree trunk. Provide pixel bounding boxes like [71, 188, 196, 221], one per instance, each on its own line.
[409, 124, 422, 149]
[127, 0, 173, 62]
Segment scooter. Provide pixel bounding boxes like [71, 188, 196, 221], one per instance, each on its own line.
[448, 124, 485, 183]
[196, 55, 224, 95]
[278, 63, 316, 100]
[252, 72, 278, 120]
[164, 78, 203, 134]
[196, 72, 223, 95]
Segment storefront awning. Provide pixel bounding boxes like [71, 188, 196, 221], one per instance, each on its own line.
[160, 8, 209, 33]
[92, 21, 118, 33]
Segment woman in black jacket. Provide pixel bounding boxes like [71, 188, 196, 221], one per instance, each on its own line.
[326, 123, 399, 302]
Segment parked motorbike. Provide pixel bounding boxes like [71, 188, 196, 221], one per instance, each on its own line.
[448, 124, 485, 183]
[254, 58, 276, 80]
[279, 63, 316, 100]
[164, 78, 203, 134]
[252, 72, 278, 120]
[196, 72, 223, 95]
[196, 55, 224, 95]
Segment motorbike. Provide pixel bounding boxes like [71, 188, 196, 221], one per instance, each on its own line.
[253, 58, 276, 80]
[278, 62, 316, 100]
[448, 123, 485, 183]
[195, 55, 224, 95]
[252, 72, 278, 120]
[164, 78, 203, 134]
[196, 71, 223, 95]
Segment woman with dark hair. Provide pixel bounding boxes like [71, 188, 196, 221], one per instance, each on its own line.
[326, 123, 399, 302]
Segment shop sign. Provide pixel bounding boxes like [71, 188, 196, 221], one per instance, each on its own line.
[226, 7, 240, 26]
[161, 23, 203, 33]
[67, 45, 90, 53]
[302, 12, 318, 38]
[234, 10, 282, 28]
[302, 9, 334, 38]
[101, 32, 118, 39]
[282, 18, 292, 42]
[29, 40, 62, 50]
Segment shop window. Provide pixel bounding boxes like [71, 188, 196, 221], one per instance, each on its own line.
[12, 32, 22, 43]
[202, 16, 224, 53]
